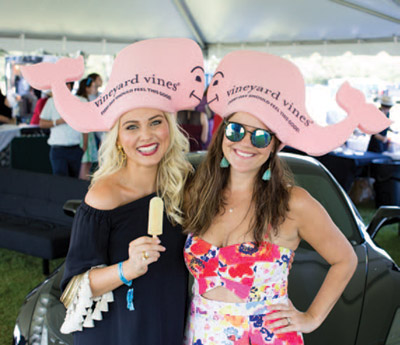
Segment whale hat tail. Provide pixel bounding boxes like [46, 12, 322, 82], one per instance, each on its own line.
[21, 38, 205, 133]
[336, 82, 392, 135]
[21, 56, 84, 90]
[207, 50, 391, 156]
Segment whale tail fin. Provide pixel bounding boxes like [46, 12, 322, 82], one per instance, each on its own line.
[336, 81, 391, 134]
[21, 56, 84, 90]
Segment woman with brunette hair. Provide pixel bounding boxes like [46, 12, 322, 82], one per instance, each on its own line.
[22, 38, 205, 345]
[183, 51, 390, 344]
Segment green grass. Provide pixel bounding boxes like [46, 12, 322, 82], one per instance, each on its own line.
[0, 204, 399, 345]
[357, 201, 400, 265]
[0, 249, 63, 345]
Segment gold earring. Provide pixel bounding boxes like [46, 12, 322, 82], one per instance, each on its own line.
[117, 145, 126, 166]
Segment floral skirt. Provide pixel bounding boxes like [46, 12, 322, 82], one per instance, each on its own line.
[184, 294, 304, 345]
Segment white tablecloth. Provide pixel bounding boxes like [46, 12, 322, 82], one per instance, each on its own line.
[383, 151, 400, 160]
[0, 125, 21, 152]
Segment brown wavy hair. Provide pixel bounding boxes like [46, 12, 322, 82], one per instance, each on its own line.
[183, 116, 294, 244]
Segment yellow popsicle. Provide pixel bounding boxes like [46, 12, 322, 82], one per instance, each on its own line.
[148, 197, 164, 237]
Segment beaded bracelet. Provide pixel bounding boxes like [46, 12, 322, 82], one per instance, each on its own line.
[118, 262, 135, 311]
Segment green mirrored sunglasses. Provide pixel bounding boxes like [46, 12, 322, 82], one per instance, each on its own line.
[224, 121, 274, 148]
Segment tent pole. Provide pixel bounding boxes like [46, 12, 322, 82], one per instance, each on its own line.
[330, 0, 400, 24]
[173, 0, 207, 50]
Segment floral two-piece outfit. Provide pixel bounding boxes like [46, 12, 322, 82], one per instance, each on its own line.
[184, 233, 304, 345]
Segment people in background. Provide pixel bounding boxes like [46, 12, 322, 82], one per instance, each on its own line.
[195, 88, 214, 148]
[0, 89, 14, 125]
[367, 95, 394, 153]
[30, 91, 51, 125]
[18, 87, 38, 123]
[177, 109, 208, 151]
[76, 78, 99, 180]
[87, 73, 105, 149]
[5, 88, 21, 119]
[87, 73, 103, 101]
[39, 82, 83, 177]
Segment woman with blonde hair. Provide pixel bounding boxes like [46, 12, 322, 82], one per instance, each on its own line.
[183, 51, 390, 344]
[22, 38, 205, 345]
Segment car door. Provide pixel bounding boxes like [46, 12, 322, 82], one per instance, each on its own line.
[356, 208, 400, 345]
[285, 155, 367, 345]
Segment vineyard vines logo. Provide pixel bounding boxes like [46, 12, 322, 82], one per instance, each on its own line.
[94, 73, 180, 108]
[226, 84, 312, 127]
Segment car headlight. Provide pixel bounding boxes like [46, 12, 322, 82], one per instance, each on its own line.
[22, 277, 72, 345]
[29, 293, 50, 345]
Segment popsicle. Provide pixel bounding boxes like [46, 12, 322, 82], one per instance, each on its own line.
[148, 197, 164, 238]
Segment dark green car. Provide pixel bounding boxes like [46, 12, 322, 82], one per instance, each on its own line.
[13, 153, 400, 345]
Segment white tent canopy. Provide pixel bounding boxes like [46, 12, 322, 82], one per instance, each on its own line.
[1, 0, 400, 57]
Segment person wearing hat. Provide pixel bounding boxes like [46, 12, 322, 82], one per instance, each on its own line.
[367, 95, 394, 152]
[22, 38, 205, 345]
[183, 51, 391, 344]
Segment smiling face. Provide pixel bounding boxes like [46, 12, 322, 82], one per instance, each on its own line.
[222, 112, 274, 175]
[117, 108, 170, 169]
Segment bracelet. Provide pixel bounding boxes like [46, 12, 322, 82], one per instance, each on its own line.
[118, 262, 135, 311]
[118, 262, 132, 286]
[53, 119, 57, 127]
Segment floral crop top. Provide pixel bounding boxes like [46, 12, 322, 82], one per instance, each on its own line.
[184, 233, 293, 303]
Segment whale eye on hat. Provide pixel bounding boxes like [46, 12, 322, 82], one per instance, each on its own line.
[207, 50, 391, 156]
[20, 38, 205, 133]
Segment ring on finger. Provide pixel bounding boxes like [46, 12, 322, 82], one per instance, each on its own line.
[286, 317, 291, 326]
[142, 251, 149, 261]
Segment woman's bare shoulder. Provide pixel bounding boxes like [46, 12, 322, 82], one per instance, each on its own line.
[288, 185, 319, 213]
[85, 175, 121, 210]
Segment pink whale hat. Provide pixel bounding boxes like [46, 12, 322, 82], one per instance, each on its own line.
[21, 38, 205, 132]
[207, 50, 391, 156]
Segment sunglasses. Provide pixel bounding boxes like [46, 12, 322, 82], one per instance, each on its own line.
[224, 121, 274, 148]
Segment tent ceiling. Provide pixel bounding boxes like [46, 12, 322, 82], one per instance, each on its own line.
[189, 0, 400, 43]
[1, 0, 400, 56]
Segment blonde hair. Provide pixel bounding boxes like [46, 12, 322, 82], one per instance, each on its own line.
[91, 112, 192, 225]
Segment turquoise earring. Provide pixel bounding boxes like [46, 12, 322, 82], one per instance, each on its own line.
[220, 157, 230, 168]
[262, 168, 271, 181]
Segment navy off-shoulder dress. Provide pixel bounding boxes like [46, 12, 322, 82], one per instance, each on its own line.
[61, 193, 188, 345]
